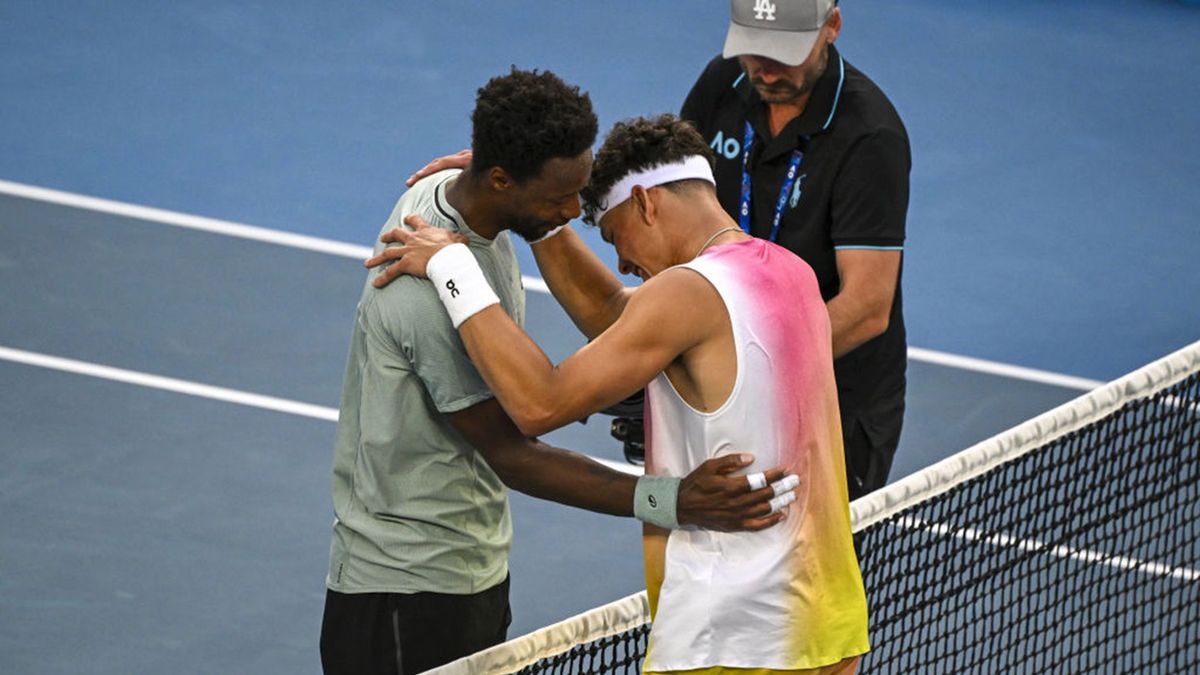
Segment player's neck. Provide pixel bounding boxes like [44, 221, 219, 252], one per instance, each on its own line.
[444, 171, 502, 240]
[681, 201, 747, 263]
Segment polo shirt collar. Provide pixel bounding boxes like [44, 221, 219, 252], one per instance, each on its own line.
[739, 45, 846, 152]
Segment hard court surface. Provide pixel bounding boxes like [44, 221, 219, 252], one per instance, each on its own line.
[2, 2, 1198, 673]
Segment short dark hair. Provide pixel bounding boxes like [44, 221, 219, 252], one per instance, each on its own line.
[581, 114, 715, 226]
[470, 67, 598, 183]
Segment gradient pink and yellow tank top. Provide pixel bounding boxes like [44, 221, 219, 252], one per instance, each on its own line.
[642, 238, 869, 671]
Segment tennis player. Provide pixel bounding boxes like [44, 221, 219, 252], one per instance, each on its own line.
[325, 71, 802, 675]
[369, 114, 868, 673]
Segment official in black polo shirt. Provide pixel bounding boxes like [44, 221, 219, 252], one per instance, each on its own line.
[681, 0, 910, 500]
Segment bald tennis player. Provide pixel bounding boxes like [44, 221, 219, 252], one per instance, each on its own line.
[369, 114, 868, 673]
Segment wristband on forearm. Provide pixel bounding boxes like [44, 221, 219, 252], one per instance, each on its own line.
[426, 243, 500, 328]
[633, 475, 680, 529]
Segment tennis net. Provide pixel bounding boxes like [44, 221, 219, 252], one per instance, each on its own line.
[428, 340, 1200, 674]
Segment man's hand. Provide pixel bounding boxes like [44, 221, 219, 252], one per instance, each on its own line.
[676, 454, 798, 531]
[364, 214, 469, 288]
[405, 149, 473, 187]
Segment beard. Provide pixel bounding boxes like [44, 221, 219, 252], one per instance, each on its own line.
[507, 214, 563, 243]
[751, 79, 807, 104]
[749, 47, 828, 105]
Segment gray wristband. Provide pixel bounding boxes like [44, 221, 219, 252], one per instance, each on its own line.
[633, 475, 680, 529]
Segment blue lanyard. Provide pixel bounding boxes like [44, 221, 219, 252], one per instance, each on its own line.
[738, 121, 804, 243]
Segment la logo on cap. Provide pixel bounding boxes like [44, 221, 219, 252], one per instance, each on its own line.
[753, 0, 777, 21]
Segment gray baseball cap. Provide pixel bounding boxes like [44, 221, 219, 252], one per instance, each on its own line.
[723, 0, 835, 66]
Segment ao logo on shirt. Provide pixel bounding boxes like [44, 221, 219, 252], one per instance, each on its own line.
[710, 129, 809, 210]
[709, 130, 741, 160]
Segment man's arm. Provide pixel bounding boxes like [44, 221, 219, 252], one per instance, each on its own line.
[827, 127, 909, 358]
[454, 268, 717, 437]
[449, 397, 787, 530]
[529, 227, 631, 340]
[380, 230, 719, 436]
[368, 215, 633, 339]
[826, 249, 901, 358]
[397, 152, 632, 336]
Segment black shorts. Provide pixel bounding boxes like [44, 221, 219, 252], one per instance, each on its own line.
[320, 576, 511, 675]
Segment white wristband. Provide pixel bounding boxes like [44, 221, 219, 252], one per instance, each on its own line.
[426, 243, 500, 329]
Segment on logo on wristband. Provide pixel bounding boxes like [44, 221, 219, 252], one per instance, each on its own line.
[426, 243, 501, 328]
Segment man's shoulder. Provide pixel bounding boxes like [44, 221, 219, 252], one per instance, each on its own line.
[638, 263, 728, 314]
[392, 167, 458, 214]
[407, 168, 461, 196]
[379, 170, 462, 240]
[356, 270, 450, 348]
[835, 59, 908, 140]
[683, 55, 749, 128]
[694, 54, 746, 89]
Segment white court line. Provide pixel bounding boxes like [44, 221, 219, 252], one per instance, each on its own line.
[0, 179, 372, 259]
[908, 347, 1105, 391]
[1, 178, 1095, 388]
[0, 345, 340, 422]
[0, 344, 641, 476]
[896, 514, 1200, 583]
[0, 179, 552, 294]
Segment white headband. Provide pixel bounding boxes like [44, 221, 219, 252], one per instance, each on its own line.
[592, 155, 715, 225]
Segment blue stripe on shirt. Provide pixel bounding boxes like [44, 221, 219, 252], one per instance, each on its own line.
[833, 245, 904, 251]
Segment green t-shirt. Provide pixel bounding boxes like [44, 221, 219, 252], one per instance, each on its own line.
[327, 170, 525, 595]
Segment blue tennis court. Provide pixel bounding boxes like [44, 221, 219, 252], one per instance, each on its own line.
[2, 2, 1198, 673]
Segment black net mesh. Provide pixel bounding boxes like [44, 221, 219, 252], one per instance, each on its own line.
[514, 625, 650, 675]
[856, 370, 1200, 672]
